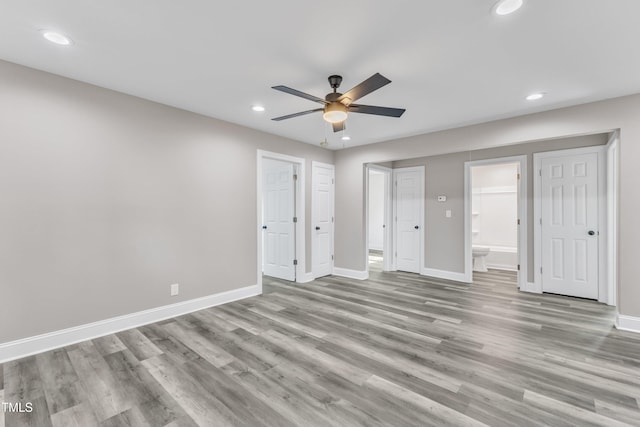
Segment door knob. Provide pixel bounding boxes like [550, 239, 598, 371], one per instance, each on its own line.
[588, 230, 595, 236]
[262, 225, 267, 230]
[315, 226, 320, 230]
[414, 225, 419, 230]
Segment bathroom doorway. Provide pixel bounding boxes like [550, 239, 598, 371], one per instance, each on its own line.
[464, 156, 527, 289]
[366, 165, 392, 273]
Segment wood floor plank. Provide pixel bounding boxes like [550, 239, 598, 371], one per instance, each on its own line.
[115, 329, 163, 362]
[50, 403, 98, 427]
[365, 375, 487, 427]
[34, 349, 85, 416]
[3, 268, 639, 426]
[65, 342, 132, 422]
[141, 354, 242, 426]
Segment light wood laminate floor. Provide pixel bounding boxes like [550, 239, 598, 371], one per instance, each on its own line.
[3, 269, 640, 426]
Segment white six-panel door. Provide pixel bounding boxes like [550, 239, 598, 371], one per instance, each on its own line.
[312, 162, 334, 278]
[540, 152, 599, 299]
[263, 160, 295, 281]
[394, 167, 423, 273]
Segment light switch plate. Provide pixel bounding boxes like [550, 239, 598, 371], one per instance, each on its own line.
[446, 210, 452, 218]
[170, 283, 179, 296]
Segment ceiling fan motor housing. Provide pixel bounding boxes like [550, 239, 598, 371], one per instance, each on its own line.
[325, 92, 342, 102]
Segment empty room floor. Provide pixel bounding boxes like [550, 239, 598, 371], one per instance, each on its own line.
[2, 271, 640, 426]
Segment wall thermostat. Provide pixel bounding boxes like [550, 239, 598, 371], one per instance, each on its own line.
[437, 195, 447, 202]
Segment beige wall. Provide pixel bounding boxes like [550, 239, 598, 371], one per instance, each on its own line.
[334, 94, 640, 318]
[392, 134, 607, 276]
[0, 60, 333, 343]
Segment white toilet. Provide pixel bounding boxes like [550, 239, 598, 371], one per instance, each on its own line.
[472, 246, 491, 272]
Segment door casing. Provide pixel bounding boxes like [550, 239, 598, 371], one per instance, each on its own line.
[256, 150, 306, 291]
[464, 156, 527, 289]
[533, 145, 608, 302]
[365, 164, 393, 272]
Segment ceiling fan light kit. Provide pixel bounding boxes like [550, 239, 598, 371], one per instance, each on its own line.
[271, 73, 405, 132]
[323, 102, 348, 123]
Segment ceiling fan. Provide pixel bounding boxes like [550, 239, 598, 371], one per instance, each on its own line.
[271, 73, 406, 132]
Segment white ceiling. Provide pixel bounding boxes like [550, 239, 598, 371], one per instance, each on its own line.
[2, 1, 640, 149]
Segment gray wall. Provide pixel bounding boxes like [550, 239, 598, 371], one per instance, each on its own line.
[334, 93, 640, 318]
[392, 134, 607, 276]
[0, 60, 333, 343]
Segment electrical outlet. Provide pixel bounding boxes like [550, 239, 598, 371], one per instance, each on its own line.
[170, 283, 179, 296]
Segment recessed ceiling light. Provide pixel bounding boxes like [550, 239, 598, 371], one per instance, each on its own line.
[251, 105, 265, 112]
[341, 135, 351, 141]
[41, 30, 72, 46]
[493, 0, 523, 16]
[526, 92, 545, 101]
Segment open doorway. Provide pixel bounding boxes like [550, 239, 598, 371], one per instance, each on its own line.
[366, 165, 392, 273]
[465, 156, 527, 289]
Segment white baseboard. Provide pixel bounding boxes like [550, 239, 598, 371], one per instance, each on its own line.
[333, 268, 369, 280]
[297, 272, 315, 283]
[616, 314, 640, 333]
[486, 263, 518, 271]
[421, 268, 470, 283]
[0, 284, 260, 363]
[520, 281, 542, 294]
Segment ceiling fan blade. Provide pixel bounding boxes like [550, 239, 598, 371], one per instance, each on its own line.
[338, 73, 391, 105]
[271, 108, 323, 121]
[348, 104, 405, 117]
[272, 85, 328, 105]
[332, 121, 345, 133]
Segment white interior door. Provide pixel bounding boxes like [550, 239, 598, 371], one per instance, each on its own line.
[394, 167, 423, 273]
[312, 162, 334, 278]
[263, 159, 295, 281]
[541, 153, 599, 299]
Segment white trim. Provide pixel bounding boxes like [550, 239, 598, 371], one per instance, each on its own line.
[311, 161, 335, 279]
[0, 284, 260, 363]
[333, 267, 369, 280]
[615, 314, 640, 334]
[365, 164, 393, 272]
[606, 132, 619, 306]
[298, 272, 315, 283]
[392, 166, 425, 274]
[486, 263, 518, 271]
[480, 245, 518, 253]
[521, 281, 542, 293]
[464, 156, 527, 290]
[257, 150, 307, 287]
[471, 186, 517, 195]
[421, 267, 469, 283]
[533, 145, 607, 300]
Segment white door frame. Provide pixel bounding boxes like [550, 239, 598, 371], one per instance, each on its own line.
[311, 161, 335, 279]
[533, 145, 607, 302]
[365, 164, 393, 272]
[257, 150, 306, 292]
[392, 166, 425, 273]
[464, 156, 527, 289]
[606, 132, 619, 307]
